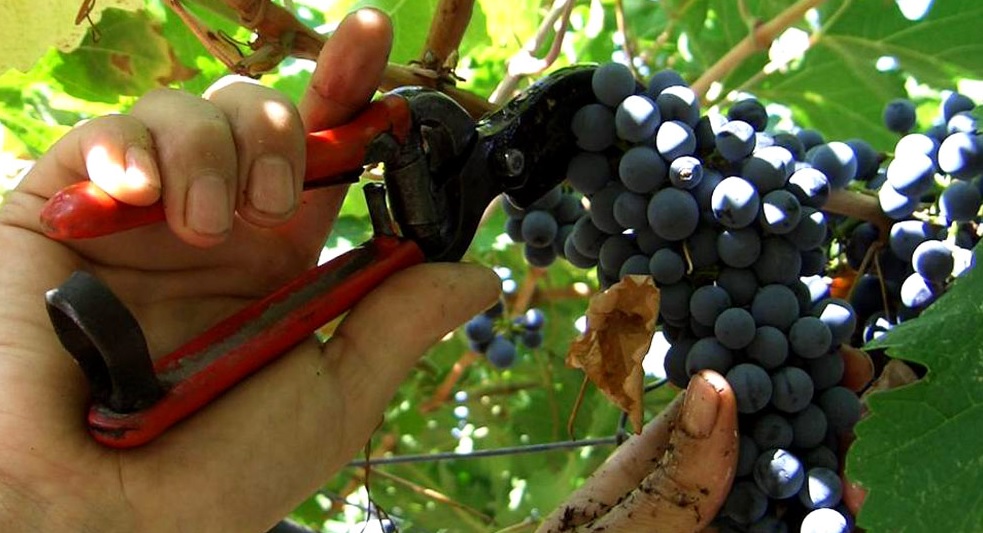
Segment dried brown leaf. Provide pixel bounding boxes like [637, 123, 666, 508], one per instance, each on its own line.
[566, 275, 659, 433]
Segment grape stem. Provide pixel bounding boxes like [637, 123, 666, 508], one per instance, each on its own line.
[418, 0, 476, 78]
[690, 0, 828, 99]
[173, 0, 325, 73]
[613, 0, 642, 80]
[382, 64, 494, 117]
[419, 350, 480, 413]
[329, 433, 398, 515]
[352, 468, 494, 524]
[488, 0, 577, 105]
[174, 0, 498, 118]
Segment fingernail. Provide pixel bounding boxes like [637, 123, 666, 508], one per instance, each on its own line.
[124, 145, 160, 193]
[186, 174, 231, 236]
[248, 155, 296, 218]
[680, 372, 721, 438]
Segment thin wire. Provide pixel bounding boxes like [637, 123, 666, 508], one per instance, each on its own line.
[616, 379, 669, 444]
[346, 437, 618, 468]
[348, 380, 670, 468]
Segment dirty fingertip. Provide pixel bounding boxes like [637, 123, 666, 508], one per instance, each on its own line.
[680, 372, 721, 438]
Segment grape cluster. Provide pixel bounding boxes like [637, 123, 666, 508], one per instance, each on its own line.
[847, 92, 981, 343]
[502, 186, 587, 268]
[505, 62, 873, 531]
[463, 299, 546, 369]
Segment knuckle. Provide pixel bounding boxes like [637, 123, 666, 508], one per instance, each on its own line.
[132, 87, 186, 110]
[232, 93, 302, 142]
[202, 74, 261, 100]
[184, 116, 232, 144]
[0, 190, 40, 231]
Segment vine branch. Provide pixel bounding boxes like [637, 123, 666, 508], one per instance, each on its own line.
[824, 189, 894, 238]
[612, 0, 641, 80]
[690, 0, 827, 99]
[488, 0, 576, 105]
[418, 0, 475, 78]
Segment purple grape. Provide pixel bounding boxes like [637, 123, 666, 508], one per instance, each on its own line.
[742, 146, 794, 194]
[886, 152, 936, 197]
[799, 467, 843, 509]
[520, 210, 558, 247]
[940, 179, 982, 222]
[883, 98, 917, 133]
[807, 142, 857, 189]
[759, 189, 802, 235]
[752, 284, 800, 331]
[715, 308, 757, 350]
[787, 166, 831, 208]
[615, 94, 661, 142]
[571, 104, 616, 152]
[716, 120, 756, 162]
[649, 248, 686, 285]
[690, 284, 732, 327]
[669, 155, 704, 189]
[752, 412, 794, 449]
[591, 62, 635, 107]
[753, 448, 805, 499]
[656, 120, 697, 160]
[648, 187, 699, 241]
[712, 177, 760, 229]
[618, 145, 667, 194]
[728, 99, 768, 131]
[656, 85, 701, 126]
[718, 228, 761, 268]
[771, 366, 814, 413]
[912, 240, 954, 282]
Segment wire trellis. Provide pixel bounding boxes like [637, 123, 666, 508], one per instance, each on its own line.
[346, 379, 668, 468]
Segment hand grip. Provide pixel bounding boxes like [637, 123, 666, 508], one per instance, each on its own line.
[39, 94, 413, 240]
[85, 235, 425, 448]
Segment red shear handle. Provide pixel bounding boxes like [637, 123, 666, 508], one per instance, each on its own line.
[39, 94, 412, 240]
[87, 234, 425, 448]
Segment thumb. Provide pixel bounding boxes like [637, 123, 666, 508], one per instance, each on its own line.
[328, 262, 500, 454]
[593, 371, 738, 532]
[538, 371, 738, 533]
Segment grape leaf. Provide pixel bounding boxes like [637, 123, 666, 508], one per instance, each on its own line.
[476, 0, 538, 48]
[848, 245, 983, 532]
[0, 0, 142, 73]
[757, 0, 983, 150]
[322, 0, 485, 66]
[53, 9, 186, 103]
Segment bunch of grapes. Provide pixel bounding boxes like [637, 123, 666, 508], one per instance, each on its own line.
[502, 186, 587, 268]
[845, 93, 982, 344]
[501, 61, 890, 531]
[463, 299, 546, 369]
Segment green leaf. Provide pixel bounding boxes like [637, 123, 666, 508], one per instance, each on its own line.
[321, 0, 440, 65]
[53, 9, 178, 103]
[848, 245, 983, 533]
[156, 2, 233, 95]
[476, 0, 539, 48]
[818, 0, 983, 90]
[0, 0, 143, 73]
[755, 0, 983, 150]
[755, 45, 906, 150]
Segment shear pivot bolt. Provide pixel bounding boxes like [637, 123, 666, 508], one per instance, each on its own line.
[498, 149, 525, 177]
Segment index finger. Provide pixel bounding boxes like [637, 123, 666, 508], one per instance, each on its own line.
[299, 9, 393, 132]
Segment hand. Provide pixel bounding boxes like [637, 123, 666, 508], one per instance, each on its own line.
[0, 10, 498, 533]
[539, 347, 875, 533]
[538, 371, 739, 532]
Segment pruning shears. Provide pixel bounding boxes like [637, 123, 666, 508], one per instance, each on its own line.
[42, 65, 598, 448]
